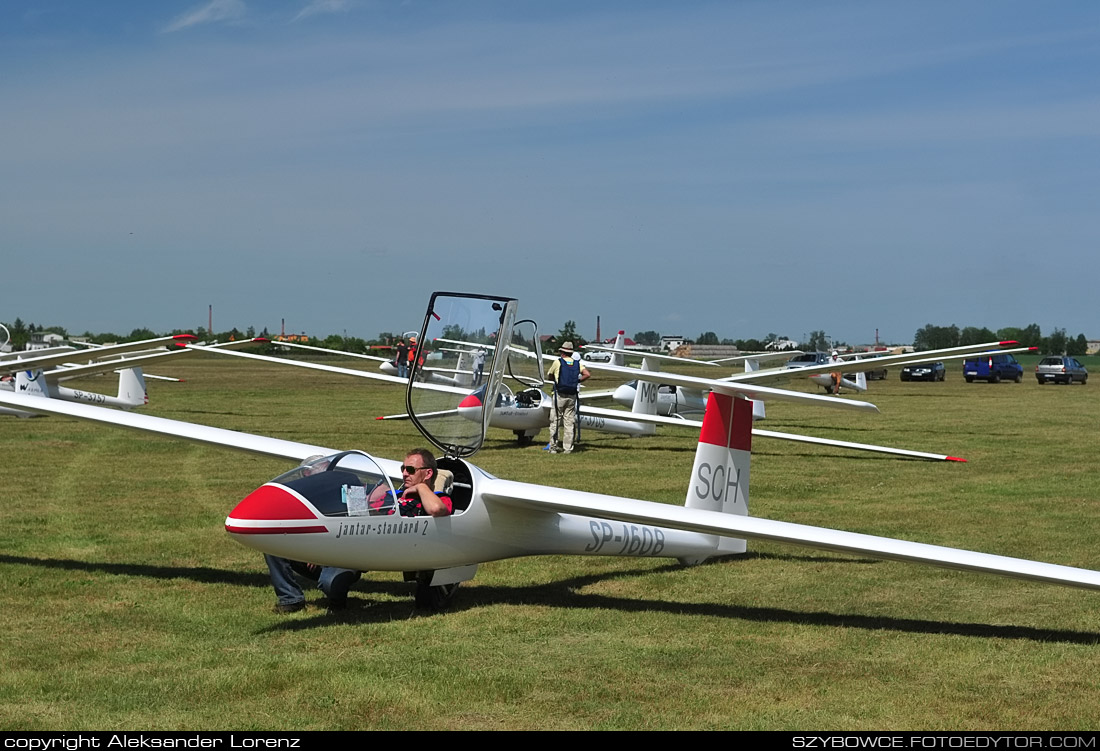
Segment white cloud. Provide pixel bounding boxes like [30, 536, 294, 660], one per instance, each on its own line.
[292, 0, 354, 23]
[163, 0, 247, 33]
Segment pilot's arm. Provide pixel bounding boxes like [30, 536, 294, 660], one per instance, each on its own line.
[579, 365, 591, 383]
[408, 478, 452, 517]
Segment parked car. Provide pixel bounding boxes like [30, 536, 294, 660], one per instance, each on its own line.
[582, 350, 613, 362]
[1035, 356, 1088, 385]
[784, 351, 831, 369]
[963, 353, 1023, 383]
[900, 362, 945, 382]
[842, 356, 888, 381]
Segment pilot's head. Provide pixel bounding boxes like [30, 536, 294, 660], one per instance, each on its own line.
[402, 448, 437, 487]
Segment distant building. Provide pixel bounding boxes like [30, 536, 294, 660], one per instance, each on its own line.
[687, 344, 743, 358]
[660, 335, 686, 353]
[27, 332, 66, 351]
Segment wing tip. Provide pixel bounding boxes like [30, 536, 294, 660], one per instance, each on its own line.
[946, 456, 967, 462]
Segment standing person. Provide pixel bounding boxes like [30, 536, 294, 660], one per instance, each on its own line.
[829, 350, 843, 395]
[407, 337, 418, 379]
[546, 341, 590, 454]
[395, 339, 409, 379]
[473, 348, 487, 385]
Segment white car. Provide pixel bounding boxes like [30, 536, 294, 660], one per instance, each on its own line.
[583, 351, 613, 362]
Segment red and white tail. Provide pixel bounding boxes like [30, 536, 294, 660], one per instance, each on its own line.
[681, 392, 752, 562]
[611, 330, 626, 367]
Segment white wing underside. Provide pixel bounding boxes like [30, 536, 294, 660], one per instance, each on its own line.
[480, 479, 1100, 591]
[0, 391, 344, 465]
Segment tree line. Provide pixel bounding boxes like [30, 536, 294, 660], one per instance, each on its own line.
[912, 323, 1089, 356]
[3, 317, 1091, 357]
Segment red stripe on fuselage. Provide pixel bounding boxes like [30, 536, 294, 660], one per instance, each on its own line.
[225, 524, 328, 534]
[698, 392, 752, 452]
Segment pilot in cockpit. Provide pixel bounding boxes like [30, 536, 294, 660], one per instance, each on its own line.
[267, 449, 452, 614]
[368, 448, 453, 517]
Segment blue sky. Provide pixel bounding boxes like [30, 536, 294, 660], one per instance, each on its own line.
[3, 1, 1098, 344]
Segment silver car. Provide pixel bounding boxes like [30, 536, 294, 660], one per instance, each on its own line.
[1035, 356, 1088, 385]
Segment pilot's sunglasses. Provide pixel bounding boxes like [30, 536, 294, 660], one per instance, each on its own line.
[401, 465, 425, 474]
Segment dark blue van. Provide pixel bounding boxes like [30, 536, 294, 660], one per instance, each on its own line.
[963, 353, 1023, 383]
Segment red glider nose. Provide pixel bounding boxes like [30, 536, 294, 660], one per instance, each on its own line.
[225, 484, 328, 535]
[459, 392, 483, 409]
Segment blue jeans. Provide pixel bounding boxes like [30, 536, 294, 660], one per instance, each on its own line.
[265, 555, 360, 605]
[398, 361, 408, 378]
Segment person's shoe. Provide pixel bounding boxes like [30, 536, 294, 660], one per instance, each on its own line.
[273, 601, 305, 614]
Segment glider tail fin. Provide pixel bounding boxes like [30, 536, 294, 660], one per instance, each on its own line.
[116, 367, 148, 409]
[14, 369, 49, 398]
[680, 392, 751, 563]
[455, 350, 473, 388]
[631, 357, 660, 416]
[855, 370, 868, 391]
[611, 330, 626, 367]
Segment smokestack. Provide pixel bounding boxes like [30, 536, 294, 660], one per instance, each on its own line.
[208, 305, 212, 334]
[596, 316, 601, 344]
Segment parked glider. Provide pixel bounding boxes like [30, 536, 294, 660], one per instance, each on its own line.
[0, 336, 265, 417]
[3, 292, 1097, 615]
[190, 322, 957, 460]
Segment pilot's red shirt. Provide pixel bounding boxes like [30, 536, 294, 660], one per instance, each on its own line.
[372, 489, 453, 517]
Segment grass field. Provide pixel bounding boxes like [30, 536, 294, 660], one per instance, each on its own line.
[1, 354, 1099, 730]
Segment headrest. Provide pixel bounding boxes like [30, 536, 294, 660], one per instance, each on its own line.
[433, 468, 454, 495]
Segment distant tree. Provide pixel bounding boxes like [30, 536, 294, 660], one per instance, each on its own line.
[804, 330, 829, 351]
[344, 336, 368, 353]
[128, 327, 157, 341]
[913, 324, 959, 351]
[1045, 328, 1068, 355]
[697, 331, 719, 346]
[246, 326, 256, 339]
[736, 338, 765, 351]
[7, 318, 28, 349]
[441, 324, 467, 341]
[1068, 333, 1088, 357]
[997, 324, 1042, 348]
[554, 321, 584, 349]
[633, 330, 661, 346]
[959, 326, 996, 346]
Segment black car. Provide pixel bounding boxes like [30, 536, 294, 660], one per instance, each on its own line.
[900, 362, 945, 382]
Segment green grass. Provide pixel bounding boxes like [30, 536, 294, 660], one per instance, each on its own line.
[1, 355, 1099, 730]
